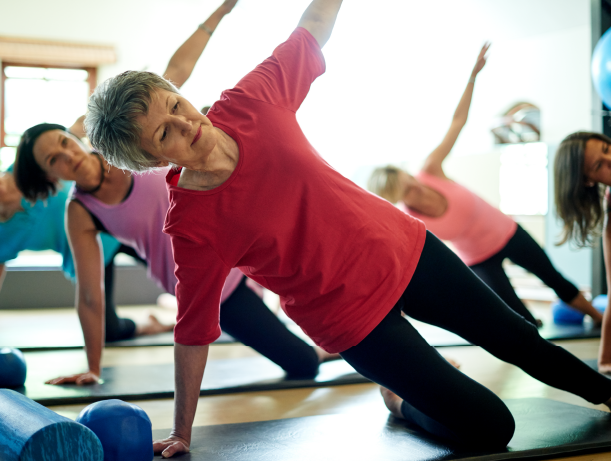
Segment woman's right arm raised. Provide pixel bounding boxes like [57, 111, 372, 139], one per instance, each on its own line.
[422, 43, 490, 178]
[46, 201, 105, 385]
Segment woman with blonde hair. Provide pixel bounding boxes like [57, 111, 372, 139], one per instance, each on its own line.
[369, 46, 600, 329]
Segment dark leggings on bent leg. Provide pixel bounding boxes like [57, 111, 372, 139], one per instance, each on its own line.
[219, 277, 320, 379]
[469, 225, 579, 326]
[341, 231, 611, 449]
[103, 244, 144, 342]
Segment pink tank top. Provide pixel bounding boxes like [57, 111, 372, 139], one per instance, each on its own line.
[398, 171, 517, 266]
[72, 167, 243, 299]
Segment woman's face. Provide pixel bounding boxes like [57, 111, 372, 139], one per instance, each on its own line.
[137, 89, 217, 170]
[583, 138, 611, 187]
[32, 130, 94, 182]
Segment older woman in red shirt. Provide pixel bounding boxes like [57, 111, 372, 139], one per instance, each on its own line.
[84, 0, 611, 457]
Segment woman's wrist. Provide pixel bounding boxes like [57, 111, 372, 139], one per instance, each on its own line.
[198, 23, 214, 35]
[468, 74, 476, 84]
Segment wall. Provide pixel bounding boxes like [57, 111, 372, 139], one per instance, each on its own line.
[0, 0, 595, 288]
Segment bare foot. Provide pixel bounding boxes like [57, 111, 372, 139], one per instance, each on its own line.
[314, 346, 342, 363]
[380, 387, 404, 419]
[157, 293, 178, 310]
[444, 357, 461, 369]
[599, 363, 611, 375]
[136, 314, 175, 336]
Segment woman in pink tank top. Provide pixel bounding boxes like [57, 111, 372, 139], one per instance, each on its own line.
[13, 0, 336, 387]
[369, 44, 600, 328]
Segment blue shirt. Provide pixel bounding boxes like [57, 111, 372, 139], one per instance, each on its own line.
[0, 167, 120, 280]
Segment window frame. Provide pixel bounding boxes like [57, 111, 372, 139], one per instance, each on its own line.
[1, 61, 96, 148]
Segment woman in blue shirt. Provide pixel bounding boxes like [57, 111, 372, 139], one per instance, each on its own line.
[0, 164, 171, 343]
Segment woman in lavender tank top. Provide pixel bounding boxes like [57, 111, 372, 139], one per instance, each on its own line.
[368, 45, 600, 328]
[14, 0, 335, 386]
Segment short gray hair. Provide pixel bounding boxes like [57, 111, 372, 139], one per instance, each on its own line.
[85, 71, 179, 172]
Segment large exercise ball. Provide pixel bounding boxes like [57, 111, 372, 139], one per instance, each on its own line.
[0, 347, 27, 388]
[592, 29, 611, 108]
[76, 399, 153, 461]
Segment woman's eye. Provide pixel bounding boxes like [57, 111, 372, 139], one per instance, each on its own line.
[161, 128, 167, 142]
[49, 157, 56, 166]
[61, 138, 68, 147]
[173, 102, 179, 112]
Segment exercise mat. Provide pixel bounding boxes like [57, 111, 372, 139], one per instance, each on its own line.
[0, 311, 234, 350]
[18, 356, 369, 405]
[412, 317, 601, 348]
[152, 398, 611, 461]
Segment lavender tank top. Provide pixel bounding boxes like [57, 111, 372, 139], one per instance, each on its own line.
[72, 167, 243, 299]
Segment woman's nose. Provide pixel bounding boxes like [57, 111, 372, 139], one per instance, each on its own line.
[176, 116, 192, 134]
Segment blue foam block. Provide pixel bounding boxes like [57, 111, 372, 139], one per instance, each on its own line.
[0, 389, 103, 461]
[552, 300, 585, 325]
[76, 399, 153, 461]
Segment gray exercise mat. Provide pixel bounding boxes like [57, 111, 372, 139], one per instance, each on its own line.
[17, 356, 369, 405]
[151, 398, 611, 460]
[413, 318, 601, 348]
[0, 314, 234, 351]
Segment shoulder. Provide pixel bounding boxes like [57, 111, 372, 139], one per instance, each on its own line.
[67, 199, 96, 232]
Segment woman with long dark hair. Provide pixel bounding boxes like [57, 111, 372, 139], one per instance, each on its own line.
[554, 131, 611, 372]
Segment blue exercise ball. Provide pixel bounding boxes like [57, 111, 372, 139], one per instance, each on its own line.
[552, 300, 585, 325]
[76, 399, 153, 461]
[592, 29, 611, 108]
[0, 347, 27, 388]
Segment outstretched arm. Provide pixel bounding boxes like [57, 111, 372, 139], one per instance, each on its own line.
[153, 344, 209, 458]
[297, 0, 343, 48]
[164, 0, 238, 88]
[0, 264, 5, 292]
[47, 201, 105, 385]
[599, 214, 611, 373]
[422, 43, 490, 178]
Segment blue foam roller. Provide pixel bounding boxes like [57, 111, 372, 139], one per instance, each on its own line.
[593, 294, 608, 313]
[0, 347, 27, 388]
[76, 399, 153, 461]
[552, 300, 585, 325]
[0, 389, 103, 461]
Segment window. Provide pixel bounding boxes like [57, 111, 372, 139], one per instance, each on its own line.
[0, 63, 96, 170]
[499, 142, 548, 216]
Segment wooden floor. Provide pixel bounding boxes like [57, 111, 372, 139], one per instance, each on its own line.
[26, 302, 611, 460]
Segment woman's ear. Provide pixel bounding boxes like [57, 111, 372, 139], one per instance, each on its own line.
[584, 178, 596, 188]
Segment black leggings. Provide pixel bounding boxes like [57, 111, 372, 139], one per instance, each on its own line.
[341, 231, 611, 449]
[103, 245, 143, 342]
[469, 225, 579, 326]
[219, 277, 320, 378]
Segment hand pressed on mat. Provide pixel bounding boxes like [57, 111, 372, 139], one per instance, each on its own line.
[154, 435, 190, 459]
[46, 371, 100, 386]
